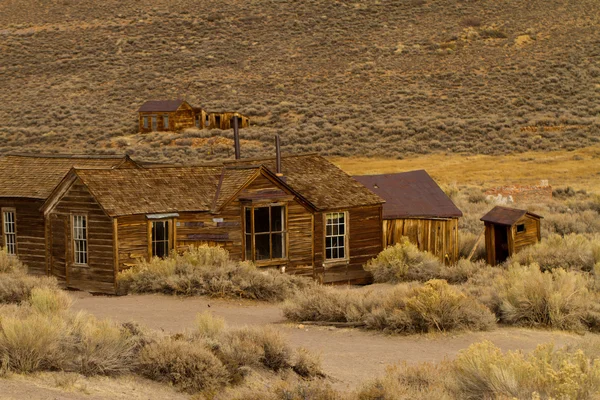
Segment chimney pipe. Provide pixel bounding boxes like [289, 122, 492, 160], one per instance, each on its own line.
[233, 115, 240, 160]
[275, 134, 283, 177]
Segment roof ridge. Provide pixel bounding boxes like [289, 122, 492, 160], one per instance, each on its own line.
[4, 153, 127, 159]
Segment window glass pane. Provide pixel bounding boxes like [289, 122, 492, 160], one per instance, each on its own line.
[272, 233, 285, 259]
[255, 234, 270, 260]
[271, 206, 284, 232]
[254, 207, 270, 233]
[143, 116, 148, 128]
[325, 212, 346, 260]
[245, 234, 252, 260]
[152, 220, 169, 258]
[245, 208, 252, 234]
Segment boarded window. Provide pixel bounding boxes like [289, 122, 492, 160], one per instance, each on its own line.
[215, 115, 221, 128]
[516, 224, 526, 233]
[143, 116, 149, 129]
[2, 209, 16, 255]
[73, 214, 88, 264]
[152, 220, 170, 258]
[163, 115, 169, 130]
[244, 205, 286, 261]
[151, 115, 157, 131]
[325, 212, 347, 260]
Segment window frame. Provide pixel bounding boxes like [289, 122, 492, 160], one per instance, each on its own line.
[151, 115, 157, 131]
[163, 114, 169, 130]
[243, 203, 288, 264]
[143, 115, 149, 129]
[71, 213, 89, 266]
[324, 211, 349, 263]
[1, 207, 17, 256]
[516, 223, 526, 233]
[149, 219, 173, 259]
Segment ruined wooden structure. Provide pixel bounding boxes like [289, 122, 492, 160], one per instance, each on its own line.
[0, 154, 138, 275]
[354, 170, 462, 264]
[39, 154, 383, 293]
[480, 206, 542, 266]
[138, 100, 249, 132]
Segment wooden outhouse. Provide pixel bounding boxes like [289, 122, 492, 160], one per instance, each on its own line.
[206, 112, 250, 130]
[138, 100, 204, 133]
[354, 170, 462, 264]
[42, 155, 384, 293]
[480, 206, 542, 266]
[0, 154, 139, 275]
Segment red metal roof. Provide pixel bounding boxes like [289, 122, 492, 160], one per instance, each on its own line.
[480, 206, 543, 226]
[353, 170, 462, 219]
[138, 99, 186, 112]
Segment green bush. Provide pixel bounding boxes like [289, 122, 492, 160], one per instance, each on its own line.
[118, 245, 313, 301]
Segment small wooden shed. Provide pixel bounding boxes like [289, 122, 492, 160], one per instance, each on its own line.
[354, 170, 462, 264]
[138, 99, 201, 133]
[206, 112, 250, 130]
[41, 155, 384, 293]
[480, 206, 542, 266]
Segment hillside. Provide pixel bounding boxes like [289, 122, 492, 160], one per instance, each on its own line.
[0, 0, 599, 162]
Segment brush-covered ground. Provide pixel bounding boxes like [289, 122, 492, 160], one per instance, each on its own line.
[0, 0, 599, 162]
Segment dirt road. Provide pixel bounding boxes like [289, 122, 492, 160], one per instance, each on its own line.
[71, 292, 585, 392]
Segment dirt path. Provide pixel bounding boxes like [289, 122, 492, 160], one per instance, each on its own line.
[71, 292, 586, 392]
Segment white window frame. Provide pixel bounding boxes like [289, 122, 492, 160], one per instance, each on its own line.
[2, 208, 17, 255]
[324, 212, 348, 262]
[72, 214, 88, 265]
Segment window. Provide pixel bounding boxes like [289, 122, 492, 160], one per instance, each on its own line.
[244, 205, 286, 261]
[143, 116, 149, 129]
[2, 209, 16, 255]
[205, 115, 209, 127]
[72, 214, 88, 264]
[151, 220, 170, 258]
[215, 115, 221, 128]
[325, 212, 347, 260]
[151, 115, 157, 131]
[516, 224, 526, 233]
[163, 115, 169, 130]
[196, 115, 201, 128]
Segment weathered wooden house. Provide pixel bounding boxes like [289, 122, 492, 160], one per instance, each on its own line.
[480, 206, 542, 266]
[138, 100, 204, 133]
[41, 155, 384, 293]
[206, 112, 250, 130]
[354, 170, 462, 264]
[0, 154, 139, 275]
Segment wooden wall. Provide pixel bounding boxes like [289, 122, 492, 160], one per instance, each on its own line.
[484, 215, 540, 266]
[138, 103, 196, 133]
[207, 112, 250, 130]
[314, 205, 383, 285]
[0, 198, 47, 275]
[47, 179, 115, 293]
[383, 218, 459, 264]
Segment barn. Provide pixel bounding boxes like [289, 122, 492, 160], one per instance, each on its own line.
[480, 206, 542, 266]
[41, 155, 384, 293]
[354, 170, 462, 264]
[0, 154, 139, 275]
[138, 99, 205, 132]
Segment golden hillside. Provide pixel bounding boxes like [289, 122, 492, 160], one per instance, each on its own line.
[0, 0, 598, 162]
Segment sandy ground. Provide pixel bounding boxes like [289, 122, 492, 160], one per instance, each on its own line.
[69, 292, 585, 392]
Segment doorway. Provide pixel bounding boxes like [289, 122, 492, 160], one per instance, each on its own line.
[494, 225, 509, 264]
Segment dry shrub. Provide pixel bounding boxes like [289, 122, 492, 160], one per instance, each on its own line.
[196, 311, 225, 339]
[29, 287, 72, 314]
[118, 245, 313, 301]
[512, 233, 600, 272]
[451, 341, 600, 400]
[220, 378, 341, 400]
[491, 264, 592, 330]
[0, 274, 58, 304]
[0, 248, 26, 273]
[0, 314, 66, 372]
[366, 239, 484, 284]
[137, 338, 229, 394]
[66, 313, 137, 376]
[458, 231, 486, 261]
[292, 347, 324, 378]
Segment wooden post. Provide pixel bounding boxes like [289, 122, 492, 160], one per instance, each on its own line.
[467, 228, 485, 262]
[113, 218, 119, 293]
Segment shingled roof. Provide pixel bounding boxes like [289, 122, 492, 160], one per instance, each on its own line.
[227, 154, 384, 210]
[480, 206, 543, 226]
[0, 154, 136, 199]
[138, 99, 187, 112]
[353, 170, 462, 219]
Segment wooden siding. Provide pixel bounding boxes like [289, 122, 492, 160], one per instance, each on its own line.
[315, 205, 383, 285]
[0, 199, 46, 275]
[484, 215, 540, 266]
[115, 214, 149, 270]
[138, 103, 196, 133]
[383, 217, 459, 264]
[48, 179, 115, 293]
[207, 112, 250, 130]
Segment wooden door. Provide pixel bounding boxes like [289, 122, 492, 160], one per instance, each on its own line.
[493, 225, 509, 264]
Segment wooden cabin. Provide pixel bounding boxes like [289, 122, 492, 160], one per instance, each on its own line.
[138, 100, 202, 133]
[354, 170, 463, 264]
[206, 112, 250, 130]
[0, 154, 139, 275]
[480, 206, 542, 266]
[41, 155, 384, 293]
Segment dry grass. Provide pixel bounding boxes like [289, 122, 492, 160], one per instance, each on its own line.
[118, 245, 313, 301]
[0, 248, 26, 274]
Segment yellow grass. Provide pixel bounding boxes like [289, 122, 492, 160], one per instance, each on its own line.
[332, 146, 600, 192]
